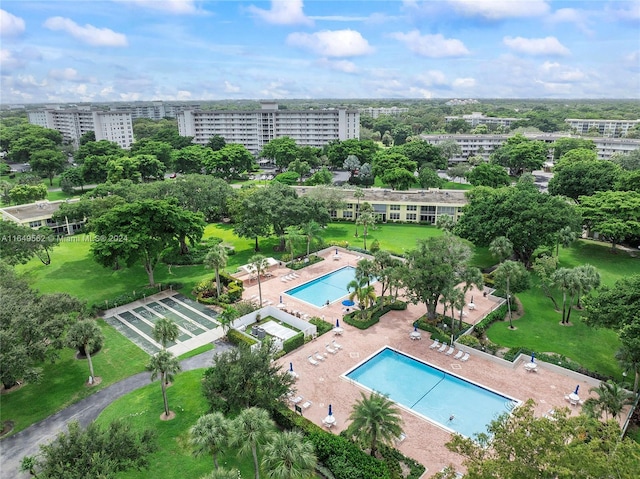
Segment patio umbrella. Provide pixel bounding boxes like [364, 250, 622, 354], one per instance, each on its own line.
[574, 385, 580, 395]
[335, 248, 338, 255]
[531, 352, 535, 363]
[280, 295, 283, 304]
[471, 296, 474, 303]
[414, 326, 418, 332]
[336, 319, 340, 328]
[329, 404, 332, 416]
[342, 299, 355, 306]
[289, 362, 293, 372]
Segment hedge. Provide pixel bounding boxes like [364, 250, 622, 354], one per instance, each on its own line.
[378, 445, 426, 479]
[413, 319, 450, 343]
[282, 332, 304, 354]
[309, 317, 333, 336]
[473, 303, 508, 336]
[503, 347, 612, 381]
[226, 328, 257, 347]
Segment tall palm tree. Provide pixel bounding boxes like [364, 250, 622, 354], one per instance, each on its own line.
[66, 319, 104, 384]
[588, 380, 634, 420]
[457, 267, 483, 330]
[218, 306, 238, 339]
[347, 278, 377, 321]
[552, 267, 581, 324]
[494, 260, 528, 329]
[355, 258, 376, 287]
[249, 254, 269, 306]
[301, 220, 322, 258]
[356, 203, 376, 250]
[147, 349, 181, 418]
[556, 225, 577, 257]
[230, 407, 275, 479]
[489, 236, 513, 264]
[353, 187, 365, 237]
[204, 244, 228, 298]
[346, 392, 403, 457]
[261, 430, 317, 479]
[284, 226, 304, 265]
[153, 317, 179, 349]
[574, 264, 600, 309]
[190, 412, 230, 470]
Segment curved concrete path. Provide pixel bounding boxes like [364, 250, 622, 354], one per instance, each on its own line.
[0, 343, 232, 478]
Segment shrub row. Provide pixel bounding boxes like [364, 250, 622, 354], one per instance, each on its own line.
[193, 272, 244, 306]
[309, 317, 334, 336]
[378, 444, 426, 479]
[90, 282, 183, 315]
[282, 332, 304, 354]
[413, 319, 450, 343]
[226, 328, 257, 347]
[343, 300, 407, 330]
[473, 303, 508, 336]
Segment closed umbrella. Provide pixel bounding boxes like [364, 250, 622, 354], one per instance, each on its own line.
[336, 319, 340, 328]
[530, 352, 535, 363]
[323, 404, 335, 427]
[574, 385, 580, 395]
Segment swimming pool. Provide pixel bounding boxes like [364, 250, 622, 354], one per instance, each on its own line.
[345, 347, 519, 438]
[285, 266, 357, 307]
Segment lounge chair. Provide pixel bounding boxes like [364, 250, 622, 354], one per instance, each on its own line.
[326, 343, 337, 354]
[445, 346, 455, 356]
[308, 355, 319, 366]
[314, 351, 325, 361]
[395, 432, 406, 444]
[280, 276, 289, 282]
[301, 400, 312, 410]
[437, 343, 448, 353]
[332, 339, 343, 350]
[289, 395, 303, 405]
[460, 353, 470, 362]
[429, 339, 440, 349]
[453, 350, 464, 360]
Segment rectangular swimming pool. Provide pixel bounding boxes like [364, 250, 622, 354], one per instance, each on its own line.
[345, 347, 519, 438]
[285, 266, 357, 307]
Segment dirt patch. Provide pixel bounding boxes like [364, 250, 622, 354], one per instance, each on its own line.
[160, 411, 176, 421]
[86, 376, 102, 387]
[0, 382, 25, 395]
[0, 421, 15, 437]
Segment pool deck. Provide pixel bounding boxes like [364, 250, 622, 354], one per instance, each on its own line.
[240, 248, 629, 477]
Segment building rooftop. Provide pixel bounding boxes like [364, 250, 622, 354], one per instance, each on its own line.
[294, 186, 468, 205]
[1, 199, 78, 222]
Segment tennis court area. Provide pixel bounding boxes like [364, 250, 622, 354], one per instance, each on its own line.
[104, 291, 222, 355]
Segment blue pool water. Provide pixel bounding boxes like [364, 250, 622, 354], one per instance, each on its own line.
[345, 347, 518, 438]
[285, 266, 357, 307]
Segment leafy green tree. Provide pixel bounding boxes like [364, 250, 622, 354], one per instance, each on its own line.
[435, 214, 455, 232]
[261, 430, 318, 479]
[616, 170, 640, 192]
[74, 139, 124, 164]
[90, 199, 205, 285]
[346, 392, 404, 457]
[444, 119, 470, 134]
[437, 139, 462, 163]
[147, 349, 181, 418]
[190, 412, 230, 470]
[402, 234, 474, 321]
[347, 278, 377, 320]
[305, 166, 333, 185]
[207, 134, 227, 151]
[552, 137, 596, 160]
[617, 330, 640, 393]
[204, 143, 255, 180]
[301, 220, 322, 257]
[8, 183, 47, 204]
[153, 317, 179, 349]
[288, 158, 310, 184]
[447, 163, 470, 183]
[171, 145, 210, 174]
[532, 254, 560, 310]
[381, 167, 416, 190]
[204, 244, 229, 298]
[27, 420, 156, 479]
[59, 166, 85, 193]
[343, 154, 361, 176]
[490, 134, 548, 176]
[324, 138, 379, 168]
[489, 236, 513, 263]
[231, 407, 275, 479]
[217, 306, 238, 339]
[274, 171, 299, 185]
[583, 275, 640, 330]
[444, 399, 640, 479]
[0, 222, 59, 265]
[548, 160, 621, 201]
[494, 260, 529, 328]
[551, 267, 581, 325]
[130, 138, 174, 166]
[163, 174, 235, 222]
[29, 149, 67, 186]
[202, 341, 295, 413]
[611, 149, 640, 171]
[372, 151, 416, 180]
[66, 319, 104, 384]
[417, 165, 444, 189]
[249, 254, 269, 306]
[135, 154, 167, 181]
[106, 156, 142, 183]
[587, 380, 634, 420]
[554, 148, 598, 171]
[465, 162, 511, 188]
[401, 139, 446, 168]
[230, 186, 272, 251]
[555, 225, 577, 257]
[579, 190, 640, 250]
[357, 162, 374, 185]
[261, 136, 299, 169]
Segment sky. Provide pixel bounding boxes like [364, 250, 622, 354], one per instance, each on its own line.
[1, 0, 639, 103]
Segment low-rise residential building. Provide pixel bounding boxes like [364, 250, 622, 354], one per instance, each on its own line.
[1, 199, 85, 235]
[109, 101, 199, 119]
[178, 101, 360, 155]
[564, 118, 640, 137]
[445, 112, 524, 129]
[359, 106, 409, 118]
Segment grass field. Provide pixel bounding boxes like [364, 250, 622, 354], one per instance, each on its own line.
[0, 319, 149, 437]
[95, 369, 256, 479]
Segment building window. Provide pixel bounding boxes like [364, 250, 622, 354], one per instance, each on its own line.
[389, 213, 400, 220]
[330, 210, 337, 218]
[390, 205, 400, 211]
[407, 205, 417, 211]
[346, 203, 353, 209]
[406, 213, 417, 221]
[343, 211, 353, 218]
[29, 220, 42, 227]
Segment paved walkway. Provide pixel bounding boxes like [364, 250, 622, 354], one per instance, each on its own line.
[0, 342, 232, 478]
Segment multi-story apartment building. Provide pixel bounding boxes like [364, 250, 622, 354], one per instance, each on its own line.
[294, 186, 467, 225]
[178, 101, 360, 154]
[421, 133, 640, 163]
[445, 112, 524, 129]
[109, 101, 200, 120]
[564, 118, 640, 138]
[28, 107, 134, 148]
[359, 106, 409, 118]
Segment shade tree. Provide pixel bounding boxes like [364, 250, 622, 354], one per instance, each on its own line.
[29, 148, 67, 186]
[400, 139, 446, 169]
[417, 165, 444, 189]
[490, 133, 548, 176]
[8, 183, 47, 204]
[465, 162, 511, 188]
[203, 143, 255, 180]
[74, 139, 124, 164]
[551, 137, 596, 160]
[0, 221, 60, 266]
[260, 136, 299, 169]
[548, 160, 621, 201]
[579, 190, 640, 250]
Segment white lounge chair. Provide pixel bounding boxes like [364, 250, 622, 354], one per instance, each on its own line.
[429, 339, 440, 349]
[437, 343, 448, 353]
[445, 346, 455, 356]
[326, 343, 337, 354]
[289, 395, 303, 405]
[453, 350, 464, 360]
[280, 277, 289, 282]
[308, 356, 319, 366]
[314, 351, 325, 361]
[301, 400, 312, 410]
[460, 353, 470, 362]
[332, 339, 343, 350]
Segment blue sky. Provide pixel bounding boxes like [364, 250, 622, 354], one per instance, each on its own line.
[1, 1, 639, 103]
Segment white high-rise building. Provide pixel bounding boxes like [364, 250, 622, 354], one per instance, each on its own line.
[177, 101, 360, 154]
[359, 106, 408, 118]
[445, 112, 524, 129]
[110, 101, 200, 119]
[564, 118, 640, 137]
[28, 108, 134, 148]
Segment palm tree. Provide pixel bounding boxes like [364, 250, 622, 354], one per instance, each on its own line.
[588, 380, 634, 420]
[147, 349, 181, 418]
[301, 220, 322, 258]
[457, 267, 483, 330]
[190, 412, 230, 470]
[230, 407, 275, 479]
[556, 225, 577, 257]
[356, 203, 376, 250]
[200, 469, 240, 479]
[574, 264, 600, 309]
[489, 236, 513, 264]
[355, 258, 376, 287]
[218, 306, 238, 339]
[284, 226, 304, 265]
[66, 319, 104, 384]
[552, 267, 581, 324]
[347, 278, 377, 321]
[204, 244, 228, 298]
[261, 430, 317, 479]
[353, 187, 365, 237]
[346, 391, 403, 457]
[616, 345, 640, 394]
[153, 317, 179, 349]
[249, 254, 269, 306]
[493, 260, 528, 329]
[439, 285, 458, 332]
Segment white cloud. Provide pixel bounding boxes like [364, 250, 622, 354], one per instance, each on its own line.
[286, 30, 373, 57]
[0, 9, 25, 38]
[114, 0, 199, 14]
[447, 0, 549, 19]
[607, 1, 640, 21]
[417, 70, 448, 87]
[391, 30, 469, 58]
[49, 68, 80, 81]
[453, 77, 476, 88]
[176, 90, 192, 100]
[0, 49, 26, 70]
[316, 58, 358, 73]
[43, 17, 128, 47]
[224, 80, 240, 93]
[260, 81, 291, 98]
[503, 36, 569, 56]
[547, 8, 593, 34]
[248, 0, 313, 26]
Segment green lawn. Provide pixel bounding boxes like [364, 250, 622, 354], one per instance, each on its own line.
[0, 319, 149, 437]
[95, 369, 256, 479]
